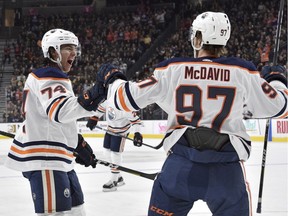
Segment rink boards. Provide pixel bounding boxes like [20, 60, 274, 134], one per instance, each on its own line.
[0, 119, 287, 142]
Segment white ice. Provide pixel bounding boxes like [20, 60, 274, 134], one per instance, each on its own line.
[0, 137, 287, 216]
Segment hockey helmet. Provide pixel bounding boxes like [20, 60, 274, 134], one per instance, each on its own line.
[190, 12, 231, 49]
[41, 28, 79, 58]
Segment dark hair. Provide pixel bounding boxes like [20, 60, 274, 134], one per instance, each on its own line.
[202, 44, 227, 57]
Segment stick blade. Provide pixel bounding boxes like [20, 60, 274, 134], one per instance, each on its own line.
[256, 203, 262, 213]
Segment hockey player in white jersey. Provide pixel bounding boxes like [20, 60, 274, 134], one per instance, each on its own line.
[86, 99, 143, 192]
[5, 29, 105, 216]
[94, 12, 287, 216]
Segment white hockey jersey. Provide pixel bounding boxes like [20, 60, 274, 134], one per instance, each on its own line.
[108, 56, 287, 161]
[95, 99, 142, 135]
[5, 67, 96, 172]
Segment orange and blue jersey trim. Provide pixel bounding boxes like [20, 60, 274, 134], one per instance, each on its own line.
[155, 56, 258, 74]
[115, 82, 140, 112]
[108, 124, 131, 134]
[272, 91, 287, 118]
[97, 104, 106, 114]
[46, 96, 70, 122]
[32, 67, 69, 79]
[8, 139, 74, 164]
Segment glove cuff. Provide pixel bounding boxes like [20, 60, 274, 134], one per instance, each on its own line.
[104, 71, 127, 87]
[90, 116, 99, 121]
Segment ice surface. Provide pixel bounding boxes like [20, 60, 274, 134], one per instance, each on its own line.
[0, 138, 287, 216]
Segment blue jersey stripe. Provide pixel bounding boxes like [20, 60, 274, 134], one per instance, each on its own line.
[8, 153, 72, 164]
[13, 139, 75, 152]
[272, 91, 287, 118]
[46, 95, 66, 116]
[54, 97, 70, 123]
[124, 82, 140, 110]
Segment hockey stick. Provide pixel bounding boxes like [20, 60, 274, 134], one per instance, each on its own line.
[93, 158, 158, 180]
[0, 130, 15, 138]
[0, 130, 158, 180]
[256, 0, 285, 213]
[94, 125, 163, 150]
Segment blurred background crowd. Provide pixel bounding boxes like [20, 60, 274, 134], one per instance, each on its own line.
[0, 0, 287, 122]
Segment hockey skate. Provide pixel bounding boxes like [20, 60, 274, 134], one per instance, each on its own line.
[102, 176, 125, 192]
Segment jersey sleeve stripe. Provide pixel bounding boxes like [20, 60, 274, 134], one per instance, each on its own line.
[130, 119, 141, 124]
[46, 96, 66, 115]
[97, 105, 106, 113]
[117, 85, 131, 112]
[124, 82, 140, 110]
[54, 97, 70, 123]
[48, 98, 65, 121]
[272, 91, 287, 118]
[114, 92, 121, 110]
[277, 111, 288, 118]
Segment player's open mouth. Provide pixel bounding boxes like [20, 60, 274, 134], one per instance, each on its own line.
[67, 60, 73, 65]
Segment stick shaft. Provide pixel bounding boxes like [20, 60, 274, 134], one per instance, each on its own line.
[256, 119, 270, 213]
[272, 0, 285, 65]
[0, 130, 15, 138]
[95, 159, 157, 180]
[257, 0, 285, 213]
[95, 125, 163, 149]
[0, 130, 158, 180]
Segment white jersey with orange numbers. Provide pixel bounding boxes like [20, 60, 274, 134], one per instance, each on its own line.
[95, 99, 142, 135]
[5, 67, 96, 172]
[107, 56, 287, 161]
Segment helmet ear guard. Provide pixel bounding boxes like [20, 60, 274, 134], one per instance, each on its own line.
[190, 12, 231, 49]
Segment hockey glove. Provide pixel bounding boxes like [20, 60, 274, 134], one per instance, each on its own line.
[86, 116, 99, 130]
[78, 83, 105, 111]
[96, 63, 127, 88]
[261, 65, 287, 87]
[133, 132, 143, 147]
[74, 134, 96, 168]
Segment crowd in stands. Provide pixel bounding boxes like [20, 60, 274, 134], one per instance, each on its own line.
[2, 0, 287, 122]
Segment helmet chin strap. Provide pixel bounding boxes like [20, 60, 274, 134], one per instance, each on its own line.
[48, 53, 64, 71]
[191, 38, 203, 58]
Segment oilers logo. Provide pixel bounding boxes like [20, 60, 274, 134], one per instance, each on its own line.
[64, 188, 70, 198]
[107, 107, 116, 120]
[32, 192, 36, 201]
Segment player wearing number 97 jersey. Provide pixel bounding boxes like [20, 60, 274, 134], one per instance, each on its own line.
[101, 12, 287, 216]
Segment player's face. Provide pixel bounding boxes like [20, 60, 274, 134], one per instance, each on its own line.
[60, 44, 77, 73]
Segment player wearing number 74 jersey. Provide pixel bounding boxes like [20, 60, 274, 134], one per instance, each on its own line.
[97, 12, 287, 216]
[5, 29, 105, 216]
